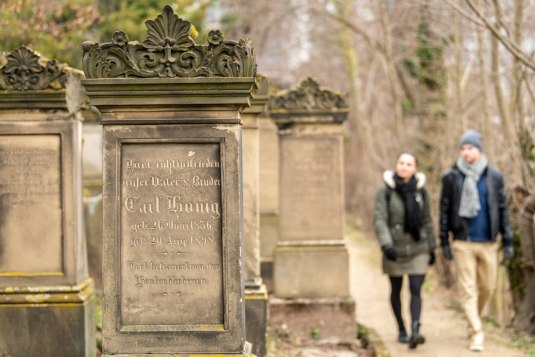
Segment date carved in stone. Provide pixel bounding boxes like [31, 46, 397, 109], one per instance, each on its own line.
[269, 77, 347, 111]
[82, 5, 256, 79]
[0, 46, 69, 91]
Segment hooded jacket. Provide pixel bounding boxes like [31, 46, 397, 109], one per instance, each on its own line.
[439, 164, 513, 247]
[373, 171, 436, 258]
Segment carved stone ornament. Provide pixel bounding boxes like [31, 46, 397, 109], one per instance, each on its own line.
[82, 5, 256, 79]
[0, 46, 70, 91]
[269, 77, 347, 111]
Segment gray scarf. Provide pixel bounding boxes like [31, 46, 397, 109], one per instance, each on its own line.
[456, 154, 488, 218]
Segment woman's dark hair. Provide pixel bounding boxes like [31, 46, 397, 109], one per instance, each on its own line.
[398, 151, 419, 167]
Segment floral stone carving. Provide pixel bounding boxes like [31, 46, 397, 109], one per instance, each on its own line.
[269, 77, 347, 111]
[0, 46, 70, 91]
[82, 6, 256, 79]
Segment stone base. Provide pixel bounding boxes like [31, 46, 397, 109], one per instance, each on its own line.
[104, 354, 256, 357]
[103, 341, 256, 357]
[268, 297, 356, 341]
[104, 342, 256, 357]
[0, 279, 96, 357]
[245, 284, 268, 357]
[260, 261, 273, 292]
[273, 242, 349, 298]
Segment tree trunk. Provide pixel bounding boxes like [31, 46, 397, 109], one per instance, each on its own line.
[513, 195, 535, 332]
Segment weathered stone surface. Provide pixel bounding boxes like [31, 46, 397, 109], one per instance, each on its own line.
[258, 119, 279, 216]
[0, 46, 96, 357]
[241, 76, 268, 357]
[82, 121, 104, 289]
[82, 6, 255, 79]
[273, 243, 349, 298]
[242, 114, 260, 282]
[99, 119, 245, 354]
[82, 7, 257, 353]
[279, 134, 344, 242]
[119, 139, 225, 327]
[0, 281, 96, 357]
[269, 297, 356, 341]
[84, 79, 255, 357]
[259, 115, 279, 283]
[0, 46, 69, 91]
[269, 78, 354, 339]
[245, 286, 268, 357]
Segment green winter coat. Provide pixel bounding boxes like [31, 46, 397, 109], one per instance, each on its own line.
[373, 171, 436, 258]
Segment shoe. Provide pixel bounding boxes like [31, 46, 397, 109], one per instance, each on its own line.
[469, 331, 484, 352]
[398, 330, 410, 344]
[409, 320, 426, 349]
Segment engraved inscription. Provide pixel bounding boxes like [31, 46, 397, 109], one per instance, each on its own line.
[120, 143, 223, 326]
[281, 137, 343, 240]
[0, 135, 62, 274]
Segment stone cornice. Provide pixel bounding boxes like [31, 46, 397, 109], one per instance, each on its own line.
[82, 5, 256, 79]
[82, 77, 255, 124]
[242, 75, 268, 115]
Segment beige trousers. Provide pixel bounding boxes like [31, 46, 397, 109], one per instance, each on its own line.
[452, 240, 499, 333]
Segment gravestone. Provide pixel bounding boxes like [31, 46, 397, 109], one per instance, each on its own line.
[81, 6, 256, 356]
[258, 87, 279, 292]
[242, 75, 268, 357]
[0, 46, 96, 357]
[269, 78, 355, 340]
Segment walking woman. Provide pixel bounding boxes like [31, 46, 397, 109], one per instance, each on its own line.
[373, 152, 436, 349]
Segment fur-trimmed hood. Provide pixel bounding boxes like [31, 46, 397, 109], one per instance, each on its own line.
[383, 170, 426, 189]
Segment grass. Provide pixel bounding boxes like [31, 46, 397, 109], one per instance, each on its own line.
[510, 332, 535, 357]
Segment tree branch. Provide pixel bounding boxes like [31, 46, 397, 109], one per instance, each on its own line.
[464, 0, 535, 71]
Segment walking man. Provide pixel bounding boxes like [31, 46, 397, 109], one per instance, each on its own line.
[439, 129, 514, 352]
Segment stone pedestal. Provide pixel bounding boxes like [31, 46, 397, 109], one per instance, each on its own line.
[269, 78, 355, 341]
[82, 7, 257, 356]
[259, 115, 279, 292]
[0, 47, 96, 357]
[242, 76, 268, 357]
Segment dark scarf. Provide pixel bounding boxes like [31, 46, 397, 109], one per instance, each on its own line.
[393, 174, 422, 241]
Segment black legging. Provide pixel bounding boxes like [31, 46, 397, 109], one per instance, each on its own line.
[389, 275, 426, 331]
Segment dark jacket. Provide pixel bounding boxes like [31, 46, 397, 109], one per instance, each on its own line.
[439, 163, 513, 247]
[374, 171, 436, 258]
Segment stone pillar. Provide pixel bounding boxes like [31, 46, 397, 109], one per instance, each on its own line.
[82, 6, 256, 356]
[269, 78, 355, 341]
[259, 97, 279, 292]
[242, 76, 268, 357]
[82, 106, 103, 290]
[0, 47, 96, 357]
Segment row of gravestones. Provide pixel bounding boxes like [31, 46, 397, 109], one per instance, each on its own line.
[0, 6, 354, 357]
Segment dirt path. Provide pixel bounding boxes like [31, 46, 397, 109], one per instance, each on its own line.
[347, 228, 527, 357]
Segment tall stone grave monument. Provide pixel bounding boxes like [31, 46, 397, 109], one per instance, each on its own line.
[269, 78, 355, 340]
[259, 86, 279, 292]
[0, 46, 96, 356]
[82, 6, 256, 356]
[241, 75, 268, 357]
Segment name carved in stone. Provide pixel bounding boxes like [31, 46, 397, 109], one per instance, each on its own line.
[120, 142, 224, 327]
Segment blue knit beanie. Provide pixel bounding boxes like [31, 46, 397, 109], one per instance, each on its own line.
[459, 129, 483, 151]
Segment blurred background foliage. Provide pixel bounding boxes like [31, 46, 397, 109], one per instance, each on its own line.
[0, 0, 212, 67]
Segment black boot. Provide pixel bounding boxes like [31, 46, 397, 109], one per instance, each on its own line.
[409, 320, 425, 349]
[398, 327, 410, 344]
